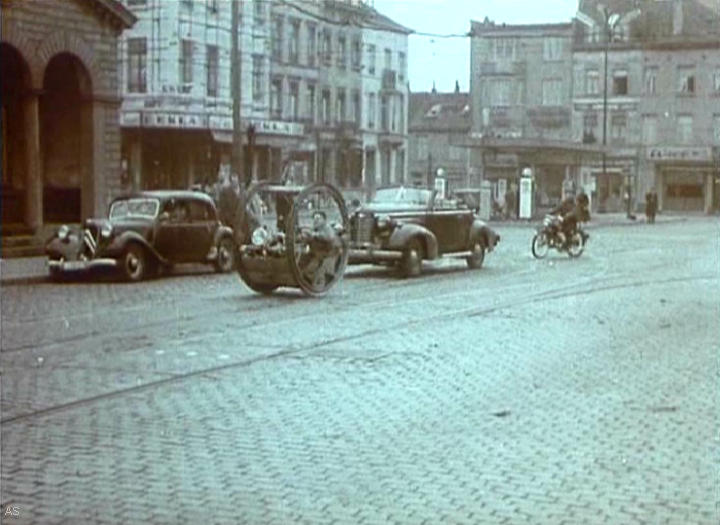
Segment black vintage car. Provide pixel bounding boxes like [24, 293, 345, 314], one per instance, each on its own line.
[45, 190, 235, 281]
[348, 186, 500, 277]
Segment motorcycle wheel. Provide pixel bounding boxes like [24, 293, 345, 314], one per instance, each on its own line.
[567, 231, 585, 258]
[531, 232, 549, 259]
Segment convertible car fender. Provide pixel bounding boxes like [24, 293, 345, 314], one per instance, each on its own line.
[387, 223, 439, 259]
[213, 225, 234, 245]
[469, 220, 500, 251]
[106, 231, 169, 264]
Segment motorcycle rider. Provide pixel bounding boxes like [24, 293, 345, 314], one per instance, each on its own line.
[550, 193, 584, 247]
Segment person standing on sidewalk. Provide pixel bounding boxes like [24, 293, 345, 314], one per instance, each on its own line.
[645, 188, 658, 224]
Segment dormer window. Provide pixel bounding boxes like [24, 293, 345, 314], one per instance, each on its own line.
[425, 104, 442, 118]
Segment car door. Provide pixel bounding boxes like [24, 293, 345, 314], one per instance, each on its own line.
[177, 198, 214, 262]
[425, 200, 467, 253]
[154, 199, 182, 262]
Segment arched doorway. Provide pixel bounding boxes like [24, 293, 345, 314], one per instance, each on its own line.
[41, 53, 93, 223]
[1, 43, 32, 225]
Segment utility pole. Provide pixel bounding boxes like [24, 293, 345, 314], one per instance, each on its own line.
[231, 0, 244, 186]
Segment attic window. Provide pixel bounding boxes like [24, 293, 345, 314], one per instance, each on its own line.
[426, 104, 442, 118]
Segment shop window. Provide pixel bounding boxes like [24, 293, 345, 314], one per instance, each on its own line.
[666, 184, 702, 198]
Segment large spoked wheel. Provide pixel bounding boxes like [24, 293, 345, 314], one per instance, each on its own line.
[121, 244, 146, 282]
[400, 238, 423, 278]
[287, 183, 350, 297]
[215, 237, 236, 273]
[567, 231, 585, 258]
[531, 232, 550, 259]
[466, 238, 486, 269]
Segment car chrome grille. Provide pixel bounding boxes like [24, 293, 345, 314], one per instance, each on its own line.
[351, 214, 374, 244]
[83, 226, 99, 255]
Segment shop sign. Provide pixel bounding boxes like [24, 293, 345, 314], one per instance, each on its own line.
[137, 111, 208, 129]
[647, 147, 712, 162]
[250, 119, 304, 136]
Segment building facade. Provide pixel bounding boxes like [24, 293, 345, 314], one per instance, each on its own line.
[1, 0, 135, 236]
[408, 90, 472, 194]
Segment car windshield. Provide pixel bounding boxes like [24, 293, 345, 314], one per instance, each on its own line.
[109, 198, 160, 219]
[372, 187, 432, 206]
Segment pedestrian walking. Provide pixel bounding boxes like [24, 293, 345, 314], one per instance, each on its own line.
[217, 172, 240, 227]
[645, 188, 658, 224]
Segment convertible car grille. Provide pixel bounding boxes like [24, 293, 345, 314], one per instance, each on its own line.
[83, 226, 100, 255]
[351, 214, 374, 244]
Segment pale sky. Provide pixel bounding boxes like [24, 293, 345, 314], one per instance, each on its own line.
[372, 0, 579, 93]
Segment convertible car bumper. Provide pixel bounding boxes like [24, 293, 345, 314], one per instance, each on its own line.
[47, 258, 118, 272]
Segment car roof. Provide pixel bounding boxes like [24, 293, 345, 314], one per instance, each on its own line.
[114, 190, 216, 204]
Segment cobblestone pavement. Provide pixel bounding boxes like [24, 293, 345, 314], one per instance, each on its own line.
[1, 218, 718, 524]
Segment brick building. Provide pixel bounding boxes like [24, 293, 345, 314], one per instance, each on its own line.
[1, 0, 135, 238]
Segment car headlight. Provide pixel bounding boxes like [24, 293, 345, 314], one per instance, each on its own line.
[251, 226, 270, 246]
[57, 225, 70, 241]
[376, 215, 393, 230]
[100, 223, 113, 238]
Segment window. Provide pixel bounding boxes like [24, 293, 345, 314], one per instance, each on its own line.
[713, 115, 720, 143]
[206, 45, 218, 97]
[713, 70, 720, 94]
[586, 70, 599, 95]
[321, 29, 332, 65]
[543, 37, 563, 61]
[492, 38, 515, 60]
[306, 84, 316, 122]
[127, 38, 147, 93]
[352, 90, 361, 125]
[252, 55, 264, 101]
[351, 39, 361, 70]
[336, 88, 346, 122]
[321, 89, 331, 124]
[642, 115, 657, 145]
[397, 94, 404, 133]
[289, 20, 300, 64]
[384, 48, 392, 70]
[490, 79, 512, 107]
[254, 0, 264, 24]
[128, 0, 147, 5]
[180, 40, 193, 86]
[612, 70, 628, 95]
[398, 52, 406, 82]
[610, 113, 626, 139]
[678, 67, 695, 94]
[289, 82, 299, 120]
[541, 78, 563, 105]
[338, 36, 347, 69]
[307, 25, 317, 67]
[272, 17, 284, 61]
[582, 112, 597, 143]
[270, 78, 282, 118]
[367, 44, 376, 75]
[368, 93, 376, 129]
[644, 67, 658, 95]
[206, 0, 218, 12]
[677, 115, 693, 143]
[381, 95, 389, 131]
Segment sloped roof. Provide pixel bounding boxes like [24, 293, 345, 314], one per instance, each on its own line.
[361, 8, 414, 34]
[409, 92, 471, 133]
[92, 0, 136, 29]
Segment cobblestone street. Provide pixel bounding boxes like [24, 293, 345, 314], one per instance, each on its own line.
[1, 218, 718, 524]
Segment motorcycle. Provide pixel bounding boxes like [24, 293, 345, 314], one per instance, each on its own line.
[531, 214, 589, 259]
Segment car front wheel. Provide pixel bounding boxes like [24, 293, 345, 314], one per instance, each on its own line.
[121, 244, 146, 282]
[466, 239, 486, 269]
[215, 237, 236, 273]
[400, 238, 423, 278]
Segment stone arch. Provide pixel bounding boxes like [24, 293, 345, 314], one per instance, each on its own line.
[36, 31, 102, 93]
[0, 20, 43, 89]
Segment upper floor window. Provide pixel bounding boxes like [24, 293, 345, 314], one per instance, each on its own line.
[127, 38, 147, 93]
[612, 70, 628, 96]
[307, 24, 317, 67]
[272, 17, 284, 61]
[380, 94, 389, 131]
[677, 115, 693, 143]
[270, 78, 282, 118]
[289, 20, 300, 64]
[252, 55, 264, 101]
[398, 52, 406, 82]
[336, 88, 346, 122]
[677, 67, 696, 94]
[128, 0, 147, 5]
[180, 40, 193, 86]
[351, 39, 361, 70]
[338, 36, 347, 69]
[542, 78, 563, 105]
[321, 29, 332, 66]
[644, 67, 658, 95]
[610, 113, 626, 139]
[367, 93, 376, 128]
[492, 38, 515, 60]
[642, 115, 657, 145]
[254, 0, 264, 24]
[543, 37, 563, 61]
[289, 81, 299, 120]
[490, 78, 512, 107]
[586, 70, 599, 95]
[206, 0, 218, 13]
[367, 44, 376, 75]
[713, 114, 720, 143]
[352, 90, 361, 125]
[384, 48, 392, 70]
[206, 45, 218, 97]
[322, 89, 332, 124]
[306, 84, 316, 123]
[713, 69, 720, 94]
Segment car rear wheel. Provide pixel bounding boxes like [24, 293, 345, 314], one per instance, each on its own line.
[400, 238, 423, 278]
[466, 239, 486, 269]
[215, 237, 236, 273]
[121, 244, 146, 282]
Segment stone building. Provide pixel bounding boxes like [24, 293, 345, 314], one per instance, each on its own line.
[408, 88, 472, 194]
[1, 0, 135, 238]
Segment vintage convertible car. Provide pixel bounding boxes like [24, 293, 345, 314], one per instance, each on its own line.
[45, 190, 235, 281]
[348, 186, 500, 277]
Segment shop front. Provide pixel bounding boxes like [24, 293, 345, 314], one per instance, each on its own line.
[648, 147, 714, 213]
